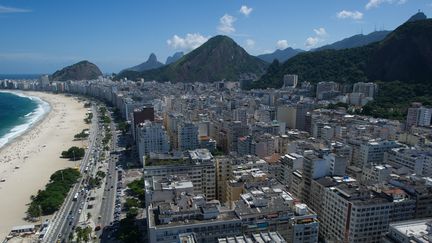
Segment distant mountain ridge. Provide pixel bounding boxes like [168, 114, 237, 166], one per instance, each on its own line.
[165, 52, 184, 65]
[51, 61, 102, 81]
[314, 30, 390, 51]
[251, 14, 432, 89]
[122, 53, 164, 73]
[117, 35, 268, 82]
[257, 47, 305, 63]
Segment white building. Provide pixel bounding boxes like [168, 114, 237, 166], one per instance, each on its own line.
[278, 153, 303, 188]
[386, 147, 432, 176]
[143, 149, 216, 200]
[406, 102, 432, 128]
[385, 218, 432, 243]
[361, 164, 392, 184]
[137, 121, 170, 164]
[358, 140, 400, 167]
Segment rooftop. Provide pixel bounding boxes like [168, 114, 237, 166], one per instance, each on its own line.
[390, 218, 432, 242]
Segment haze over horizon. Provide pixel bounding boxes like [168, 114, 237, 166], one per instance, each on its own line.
[0, 0, 430, 74]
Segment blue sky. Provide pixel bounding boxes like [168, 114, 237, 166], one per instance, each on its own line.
[0, 0, 430, 74]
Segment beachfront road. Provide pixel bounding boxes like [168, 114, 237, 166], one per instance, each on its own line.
[98, 110, 120, 240]
[43, 104, 100, 243]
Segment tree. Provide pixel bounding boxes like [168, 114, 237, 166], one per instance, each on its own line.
[61, 146, 85, 160]
[27, 168, 80, 218]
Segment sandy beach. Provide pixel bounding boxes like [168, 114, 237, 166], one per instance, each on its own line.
[0, 92, 89, 240]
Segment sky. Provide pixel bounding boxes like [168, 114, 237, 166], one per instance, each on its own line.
[0, 0, 431, 74]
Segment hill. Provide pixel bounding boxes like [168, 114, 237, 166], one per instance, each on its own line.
[51, 61, 102, 81]
[406, 11, 427, 22]
[122, 53, 164, 72]
[253, 17, 432, 88]
[165, 52, 184, 65]
[257, 47, 304, 63]
[314, 30, 390, 51]
[116, 35, 268, 82]
[366, 19, 432, 83]
[251, 17, 432, 120]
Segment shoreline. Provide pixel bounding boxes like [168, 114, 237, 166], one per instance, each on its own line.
[0, 91, 89, 240]
[0, 90, 51, 153]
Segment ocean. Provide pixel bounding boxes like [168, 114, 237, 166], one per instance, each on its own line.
[0, 74, 42, 80]
[0, 91, 51, 149]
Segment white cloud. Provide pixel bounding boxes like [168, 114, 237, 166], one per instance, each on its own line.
[366, 0, 407, 10]
[313, 27, 327, 37]
[305, 37, 319, 47]
[239, 5, 253, 16]
[245, 39, 255, 49]
[305, 27, 328, 48]
[337, 10, 364, 20]
[167, 33, 209, 51]
[218, 14, 236, 34]
[276, 40, 289, 50]
[0, 5, 31, 13]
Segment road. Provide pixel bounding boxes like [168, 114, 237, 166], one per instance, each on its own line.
[43, 104, 101, 243]
[98, 110, 123, 240]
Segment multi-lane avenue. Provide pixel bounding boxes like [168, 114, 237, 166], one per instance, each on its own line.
[43, 104, 101, 243]
[98, 110, 122, 240]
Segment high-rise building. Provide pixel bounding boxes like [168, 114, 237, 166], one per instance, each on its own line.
[278, 153, 303, 189]
[144, 149, 216, 200]
[178, 122, 199, 151]
[384, 218, 432, 243]
[358, 140, 400, 167]
[132, 106, 155, 139]
[136, 121, 170, 164]
[226, 121, 249, 153]
[283, 74, 298, 88]
[320, 184, 393, 242]
[406, 102, 432, 129]
[301, 154, 330, 203]
[353, 82, 378, 98]
[316, 81, 339, 100]
[276, 105, 296, 129]
[386, 147, 432, 176]
[39, 75, 50, 90]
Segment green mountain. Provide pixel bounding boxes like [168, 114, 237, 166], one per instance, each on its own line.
[314, 30, 390, 51]
[366, 19, 432, 83]
[252, 18, 432, 88]
[51, 60, 102, 81]
[257, 47, 304, 63]
[251, 17, 432, 120]
[116, 35, 268, 82]
[122, 53, 164, 72]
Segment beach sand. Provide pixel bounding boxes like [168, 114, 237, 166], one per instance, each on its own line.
[0, 92, 89, 240]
